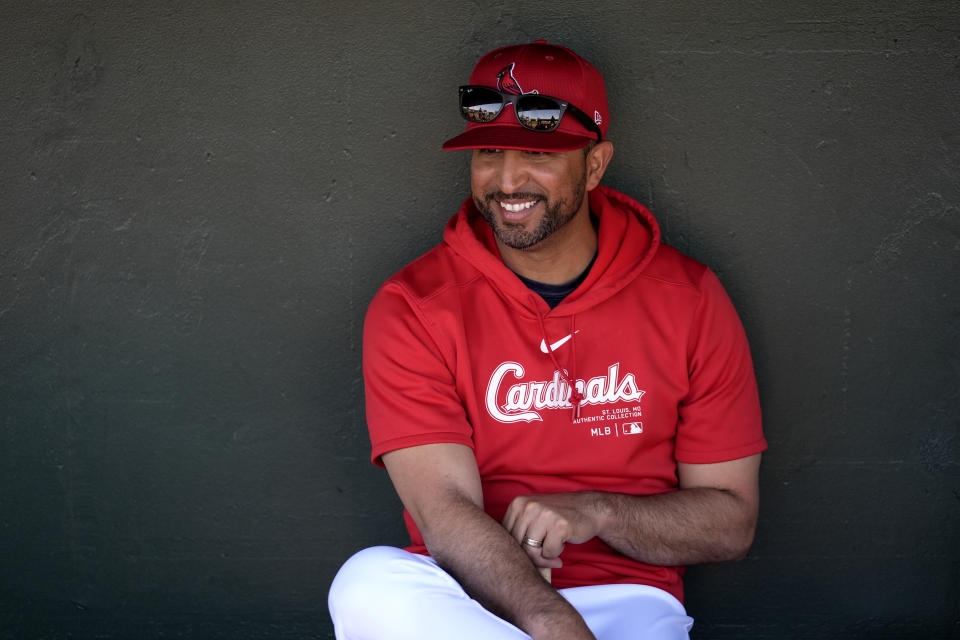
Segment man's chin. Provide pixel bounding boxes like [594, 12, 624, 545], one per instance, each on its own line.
[492, 224, 549, 250]
[476, 198, 572, 251]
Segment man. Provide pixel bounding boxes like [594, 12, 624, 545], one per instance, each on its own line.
[329, 40, 766, 640]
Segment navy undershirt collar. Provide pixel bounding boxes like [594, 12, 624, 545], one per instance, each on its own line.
[515, 249, 598, 309]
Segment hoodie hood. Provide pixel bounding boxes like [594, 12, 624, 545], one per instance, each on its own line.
[442, 184, 661, 317]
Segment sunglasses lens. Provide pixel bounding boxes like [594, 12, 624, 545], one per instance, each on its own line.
[461, 87, 504, 123]
[516, 95, 564, 131]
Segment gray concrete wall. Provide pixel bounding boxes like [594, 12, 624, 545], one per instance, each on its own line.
[1, 2, 957, 638]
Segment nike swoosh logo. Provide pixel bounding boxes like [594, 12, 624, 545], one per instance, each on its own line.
[540, 330, 580, 354]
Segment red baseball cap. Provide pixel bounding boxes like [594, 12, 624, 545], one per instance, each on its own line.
[442, 40, 609, 152]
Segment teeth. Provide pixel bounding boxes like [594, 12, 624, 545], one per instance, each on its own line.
[500, 200, 537, 212]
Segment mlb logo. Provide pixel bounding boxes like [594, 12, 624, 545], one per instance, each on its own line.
[622, 422, 643, 435]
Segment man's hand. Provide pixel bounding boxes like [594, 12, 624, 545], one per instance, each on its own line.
[502, 492, 606, 569]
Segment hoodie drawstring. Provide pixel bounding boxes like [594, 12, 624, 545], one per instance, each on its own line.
[535, 309, 583, 420]
[569, 314, 580, 419]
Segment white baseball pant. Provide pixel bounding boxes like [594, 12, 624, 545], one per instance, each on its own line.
[328, 546, 693, 639]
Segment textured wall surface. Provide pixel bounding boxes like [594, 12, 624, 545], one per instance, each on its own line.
[1, 2, 958, 639]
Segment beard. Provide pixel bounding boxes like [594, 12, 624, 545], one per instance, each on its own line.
[473, 175, 586, 250]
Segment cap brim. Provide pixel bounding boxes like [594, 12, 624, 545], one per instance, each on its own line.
[442, 124, 594, 152]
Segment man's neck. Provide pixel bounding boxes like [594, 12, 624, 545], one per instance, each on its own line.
[496, 208, 598, 285]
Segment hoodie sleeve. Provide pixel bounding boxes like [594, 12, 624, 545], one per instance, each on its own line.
[363, 282, 473, 467]
[674, 268, 767, 463]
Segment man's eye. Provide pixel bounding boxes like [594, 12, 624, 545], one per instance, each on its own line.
[479, 148, 503, 154]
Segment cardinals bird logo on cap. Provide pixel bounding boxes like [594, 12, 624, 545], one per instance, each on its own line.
[497, 63, 537, 95]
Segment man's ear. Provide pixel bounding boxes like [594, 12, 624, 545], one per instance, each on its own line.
[585, 141, 614, 191]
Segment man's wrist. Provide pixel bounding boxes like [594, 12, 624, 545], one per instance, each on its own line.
[523, 599, 595, 640]
[582, 490, 618, 539]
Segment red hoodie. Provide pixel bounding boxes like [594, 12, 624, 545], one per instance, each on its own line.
[363, 185, 766, 602]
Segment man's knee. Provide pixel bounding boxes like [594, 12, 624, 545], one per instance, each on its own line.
[329, 546, 532, 640]
[329, 546, 457, 635]
[330, 547, 402, 616]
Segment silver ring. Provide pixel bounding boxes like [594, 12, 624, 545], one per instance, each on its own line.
[522, 537, 544, 548]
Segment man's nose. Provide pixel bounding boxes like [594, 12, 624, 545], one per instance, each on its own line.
[497, 150, 530, 194]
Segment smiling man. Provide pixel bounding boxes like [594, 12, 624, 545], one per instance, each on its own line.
[328, 41, 767, 640]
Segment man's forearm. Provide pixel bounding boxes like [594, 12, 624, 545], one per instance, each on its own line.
[504, 455, 761, 569]
[421, 493, 595, 640]
[591, 487, 757, 566]
[384, 443, 595, 639]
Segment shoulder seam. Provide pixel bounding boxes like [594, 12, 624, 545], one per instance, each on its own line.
[388, 270, 485, 307]
[634, 270, 705, 291]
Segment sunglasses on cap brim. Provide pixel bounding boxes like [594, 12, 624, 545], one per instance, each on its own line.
[458, 86, 602, 143]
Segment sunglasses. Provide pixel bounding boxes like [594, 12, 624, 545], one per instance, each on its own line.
[458, 85, 602, 142]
